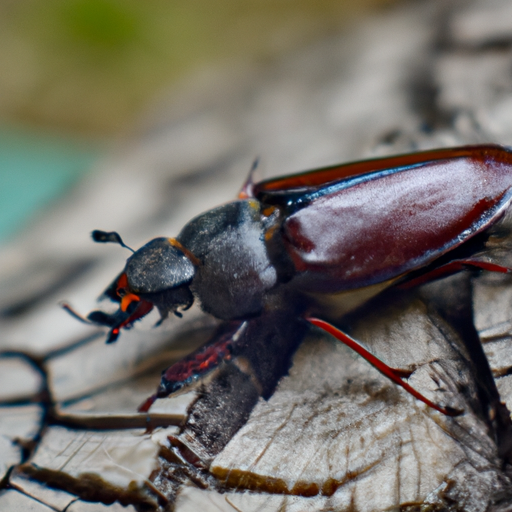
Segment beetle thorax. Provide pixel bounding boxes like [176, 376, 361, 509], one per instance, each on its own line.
[177, 201, 278, 320]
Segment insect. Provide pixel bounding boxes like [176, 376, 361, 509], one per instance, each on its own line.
[66, 144, 512, 416]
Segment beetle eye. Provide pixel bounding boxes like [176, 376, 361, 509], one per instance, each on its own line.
[117, 287, 127, 298]
[115, 273, 130, 299]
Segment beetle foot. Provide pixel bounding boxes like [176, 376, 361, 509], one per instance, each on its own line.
[393, 367, 414, 379]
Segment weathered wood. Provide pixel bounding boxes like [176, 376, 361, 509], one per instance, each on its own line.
[208, 290, 512, 509]
[66, 501, 137, 512]
[10, 471, 77, 511]
[21, 427, 162, 508]
[3, 0, 512, 510]
[0, 406, 42, 481]
[0, 357, 42, 402]
[0, 489, 55, 511]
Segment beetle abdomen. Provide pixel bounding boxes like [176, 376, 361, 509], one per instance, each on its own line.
[281, 146, 512, 292]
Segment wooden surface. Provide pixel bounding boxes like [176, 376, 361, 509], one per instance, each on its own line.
[3, 0, 512, 510]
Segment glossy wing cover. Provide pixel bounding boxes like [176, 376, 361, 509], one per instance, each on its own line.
[255, 145, 512, 292]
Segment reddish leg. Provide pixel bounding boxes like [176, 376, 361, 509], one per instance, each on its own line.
[399, 259, 511, 289]
[307, 317, 462, 416]
[138, 321, 246, 412]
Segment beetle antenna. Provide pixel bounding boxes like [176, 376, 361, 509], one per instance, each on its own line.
[60, 301, 93, 324]
[91, 230, 135, 253]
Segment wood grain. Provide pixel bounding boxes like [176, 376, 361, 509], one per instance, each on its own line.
[3, 0, 512, 510]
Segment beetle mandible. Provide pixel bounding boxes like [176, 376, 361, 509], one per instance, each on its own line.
[66, 144, 512, 416]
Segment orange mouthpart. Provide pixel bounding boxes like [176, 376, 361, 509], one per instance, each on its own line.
[121, 292, 141, 312]
[115, 273, 141, 312]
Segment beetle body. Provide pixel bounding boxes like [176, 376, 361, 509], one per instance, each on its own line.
[79, 144, 512, 413]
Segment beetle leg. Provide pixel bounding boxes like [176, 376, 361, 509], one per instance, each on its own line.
[398, 259, 511, 289]
[138, 321, 247, 412]
[306, 317, 462, 416]
[60, 302, 95, 325]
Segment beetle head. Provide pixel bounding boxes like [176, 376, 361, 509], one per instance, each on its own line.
[85, 233, 196, 343]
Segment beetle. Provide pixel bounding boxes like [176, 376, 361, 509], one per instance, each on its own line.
[65, 144, 512, 416]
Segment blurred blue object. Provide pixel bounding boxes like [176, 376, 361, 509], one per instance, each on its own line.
[0, 125, 102, 242]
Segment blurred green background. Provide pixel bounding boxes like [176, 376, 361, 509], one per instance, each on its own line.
[0, 0, 392, 241]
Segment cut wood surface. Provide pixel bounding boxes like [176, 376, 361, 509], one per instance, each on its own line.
[3, 0, 512, 511]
